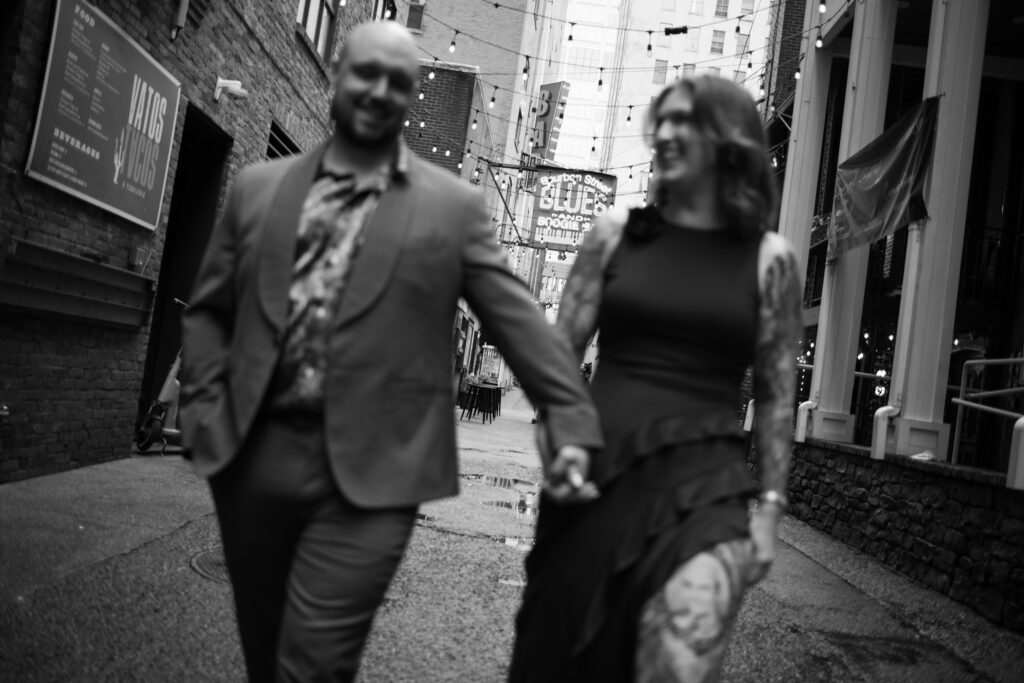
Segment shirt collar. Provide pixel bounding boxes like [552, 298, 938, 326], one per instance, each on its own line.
[317, 137, 409, 190]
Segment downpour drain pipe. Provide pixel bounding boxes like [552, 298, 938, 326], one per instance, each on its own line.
[871, 406, 900, 460]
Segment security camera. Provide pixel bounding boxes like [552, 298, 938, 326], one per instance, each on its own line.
[214, 77, 249, 101]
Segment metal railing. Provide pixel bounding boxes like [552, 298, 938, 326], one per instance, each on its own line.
[950, 358, 1024, 467]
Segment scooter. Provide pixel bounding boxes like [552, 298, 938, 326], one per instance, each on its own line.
[135, 298, 188, 454]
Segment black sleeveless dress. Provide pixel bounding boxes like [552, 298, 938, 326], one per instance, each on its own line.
[509, 207, 763, 682]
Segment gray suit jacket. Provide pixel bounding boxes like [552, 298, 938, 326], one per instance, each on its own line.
[179, 142, 602, 508]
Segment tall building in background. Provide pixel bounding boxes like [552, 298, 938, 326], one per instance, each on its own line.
[389, 0, 570, 381]
[607, 0, 773, 205]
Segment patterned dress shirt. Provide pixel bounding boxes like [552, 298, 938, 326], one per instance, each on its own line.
[265, 145, 408, 415]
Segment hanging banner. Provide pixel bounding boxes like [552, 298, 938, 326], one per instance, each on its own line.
[828, 97, 939, 257]
[534, 81, 569, 162]
[531, 168, 617, 245]
[25, 0, 181, 231]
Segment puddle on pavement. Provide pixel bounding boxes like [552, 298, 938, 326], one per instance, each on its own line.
[483, 498, 537, 517]
[500, 536, 533, 551]
[461, 473, 539, 494]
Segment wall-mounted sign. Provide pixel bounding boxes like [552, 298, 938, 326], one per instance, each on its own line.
[530, 168, 617, 245]
[534, 81, 569, 162]
[25, 0, 181, 231]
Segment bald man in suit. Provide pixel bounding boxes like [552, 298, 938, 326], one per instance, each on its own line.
[180, 21, 602, 682]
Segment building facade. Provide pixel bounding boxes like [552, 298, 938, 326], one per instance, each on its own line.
[769, 0, 1024, 631]
[0, 0, 376, 481]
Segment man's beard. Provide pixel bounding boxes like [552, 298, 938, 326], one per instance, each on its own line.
[331, 99, 401, 149]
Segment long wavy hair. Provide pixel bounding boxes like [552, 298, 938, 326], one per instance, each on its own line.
[645, 76, 778, 238]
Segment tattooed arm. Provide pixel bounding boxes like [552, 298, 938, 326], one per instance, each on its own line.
[555, 207, 627, 361]
[749, 231, 802, 575]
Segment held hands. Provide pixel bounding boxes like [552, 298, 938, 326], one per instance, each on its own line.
[535, 420, 599, 504]
[543, 445, 600, 504]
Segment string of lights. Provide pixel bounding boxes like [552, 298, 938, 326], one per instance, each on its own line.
[411, 0, 850, 121]
[398, 1, 852, 187]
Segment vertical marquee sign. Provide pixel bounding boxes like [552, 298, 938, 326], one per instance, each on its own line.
[533, 81, 569, 162]
[26, 0, 181, 231]
[530, 168, 618, 246]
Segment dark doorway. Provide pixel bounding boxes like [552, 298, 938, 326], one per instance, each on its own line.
[137, 104, 232, 425]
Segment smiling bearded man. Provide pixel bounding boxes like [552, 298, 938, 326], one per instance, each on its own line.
[179, 20, 603, 683]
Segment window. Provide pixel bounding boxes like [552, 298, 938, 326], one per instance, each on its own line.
[682, 63, 696, 76]
[690, 0, 704, 15]
[685, 27, 700, 51]
[711, 29, 725, 54]
[406, 1, 424, 31]
[741, 0, 754, 13]
[653, 59, 668, 84]
[715, 0, 729, 17]
[296, 0, 337, 60]
[733, 70, 746, 83]
[736, 33, 749, 56]
[267, 121, 302, 159]
[707, 66, 721, 77]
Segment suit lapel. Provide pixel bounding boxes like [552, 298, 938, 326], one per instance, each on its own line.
[257, 143, 326, 330]
[334, 161, 419, 327]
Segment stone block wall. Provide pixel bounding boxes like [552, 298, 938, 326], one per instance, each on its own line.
[749, 439, 1024, 633]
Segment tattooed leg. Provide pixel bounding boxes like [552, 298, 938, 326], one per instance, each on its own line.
[635, 538, 755, 683]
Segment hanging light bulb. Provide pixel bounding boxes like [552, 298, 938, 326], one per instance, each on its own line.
[340, 0, 346, 6]
[568, 22, 575, 41]
[597, 67, 603, 91]
[590, 136, 597, 154]
[418, 92, 424, 100]
[647, 31, 653, 55]
[489, 86, 497, 108]
[815, 33, 823, 48]
[404, 119, 410, 127]
[626, 106, 632, 126]
[628, 166, 633, 180]
[432, 143, 438, 153]
[471, 112, 478, 130]
[449, 30, 458, 53]
[794, 69, 801, 80]
[735, 22, 741, 33]
[419, 120, 426, 128]
[522, 56, 530, 82]
[819, 1, 826, 13]
[429, 58, 436, 80]
[445, 149, 451, 157]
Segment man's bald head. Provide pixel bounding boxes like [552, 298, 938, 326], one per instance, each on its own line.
[329, 21, 421, 149]
[336, 21, 418, 70]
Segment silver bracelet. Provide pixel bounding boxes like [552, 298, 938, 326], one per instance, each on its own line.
[759, 490, 788, 509]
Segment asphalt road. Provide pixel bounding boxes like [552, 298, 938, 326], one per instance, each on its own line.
[1, 389, 1022, 682]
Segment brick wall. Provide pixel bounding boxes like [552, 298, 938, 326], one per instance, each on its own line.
[403, 63, 476, 176]
[748, 439, 1024, 633]
[394, 0, 527, 166]
[0, 0, 374, 482]
[766, 0, 805, 112]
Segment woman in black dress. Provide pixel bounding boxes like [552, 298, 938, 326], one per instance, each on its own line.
[511, 76, 802, 682]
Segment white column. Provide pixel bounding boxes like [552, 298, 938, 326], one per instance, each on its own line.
[889, 0, 989, 461]
[808, 0, 897, 442]
[777, 0, 832, 270]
